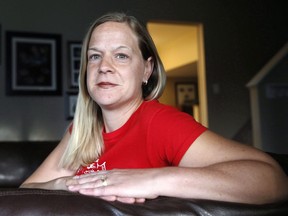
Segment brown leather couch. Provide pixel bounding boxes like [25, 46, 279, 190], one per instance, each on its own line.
[1, 141, 288, 216]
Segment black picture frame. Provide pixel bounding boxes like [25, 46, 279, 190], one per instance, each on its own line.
[68, 41, 82, 89]
[6, 31, 62, 95]
[66, 92, 78, 120]
[175, 82, 198, 115]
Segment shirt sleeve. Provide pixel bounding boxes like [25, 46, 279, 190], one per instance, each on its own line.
[147, 106, 207, 166]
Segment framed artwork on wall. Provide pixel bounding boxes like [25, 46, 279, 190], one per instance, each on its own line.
[66, 92, 78, 120]
[68, 41, 82, 89]
[175, 82, 198, 115]
[5, 31, 62, 95]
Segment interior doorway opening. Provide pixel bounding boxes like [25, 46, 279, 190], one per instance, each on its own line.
[147, 21, 208, 126]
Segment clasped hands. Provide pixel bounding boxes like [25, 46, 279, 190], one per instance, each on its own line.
[66, 169, 160, 204]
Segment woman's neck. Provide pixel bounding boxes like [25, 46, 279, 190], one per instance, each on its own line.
[101, 98, 143, 133]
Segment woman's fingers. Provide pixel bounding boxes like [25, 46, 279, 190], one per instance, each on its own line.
[66, 169, 158, 203]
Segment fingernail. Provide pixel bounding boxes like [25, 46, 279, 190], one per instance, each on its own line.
[68, 185, 76, 191]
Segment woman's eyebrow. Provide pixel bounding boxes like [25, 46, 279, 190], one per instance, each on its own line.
[87, 47, 100, 52]
[114, 45, 132, 51]
[87, 45, 132, 52]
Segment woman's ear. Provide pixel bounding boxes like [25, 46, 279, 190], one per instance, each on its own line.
[143, 56, 154, 82]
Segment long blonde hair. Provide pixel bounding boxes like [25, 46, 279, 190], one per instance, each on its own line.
[60, 12, 166, 170]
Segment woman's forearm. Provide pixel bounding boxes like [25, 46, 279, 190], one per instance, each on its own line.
[20, 176, 70, 191]
[158, 161, 288, 204]
[20, 182, 55, 190]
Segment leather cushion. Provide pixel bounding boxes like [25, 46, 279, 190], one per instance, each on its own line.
[0, 189, 287, 216]
[0, 142, 57, 187]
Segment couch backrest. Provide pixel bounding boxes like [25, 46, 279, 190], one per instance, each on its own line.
[0, 141, 58, 188]
[0, 141, 286, 188]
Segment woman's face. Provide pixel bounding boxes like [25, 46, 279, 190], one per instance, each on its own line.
[86, 21, 152, 110]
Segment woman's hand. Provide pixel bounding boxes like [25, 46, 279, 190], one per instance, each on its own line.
[66, 169, 161, 204]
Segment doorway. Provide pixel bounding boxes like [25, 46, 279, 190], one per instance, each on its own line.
[147, 22, 208, 126]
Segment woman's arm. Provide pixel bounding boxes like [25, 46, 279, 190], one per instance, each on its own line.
[66, 130, 288, 204]
[20, 131, 75, 190]
[175, 130, 288, 204]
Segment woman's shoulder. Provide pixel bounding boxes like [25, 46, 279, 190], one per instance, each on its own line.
[142, 99, 178, 113]
[140, 99, 191, 123]
[141, 100, 205, 128]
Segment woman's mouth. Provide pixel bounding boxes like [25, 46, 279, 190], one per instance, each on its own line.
[97, 82, 118, 89]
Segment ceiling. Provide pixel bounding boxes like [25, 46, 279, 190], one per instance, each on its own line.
[147, 22, 199, 78]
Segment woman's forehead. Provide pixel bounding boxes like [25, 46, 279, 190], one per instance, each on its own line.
[92, 22, 137, 40]
[89, 22, 139, 49]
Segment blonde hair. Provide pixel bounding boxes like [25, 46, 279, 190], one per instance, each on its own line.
[60, 12, 166, 170]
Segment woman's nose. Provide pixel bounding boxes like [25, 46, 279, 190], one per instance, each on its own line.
[99, 56, 113, 73]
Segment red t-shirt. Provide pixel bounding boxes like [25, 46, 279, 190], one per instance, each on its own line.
[75, 100, 207, 175]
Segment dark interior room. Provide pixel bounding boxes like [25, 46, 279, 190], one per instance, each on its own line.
[0, 0, 288, 215]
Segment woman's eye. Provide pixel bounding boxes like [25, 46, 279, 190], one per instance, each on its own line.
[88, 54, 100, 60]
[116, 53, 128, 60]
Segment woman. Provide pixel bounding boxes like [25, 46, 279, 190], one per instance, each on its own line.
[21, 12, 288, 204]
